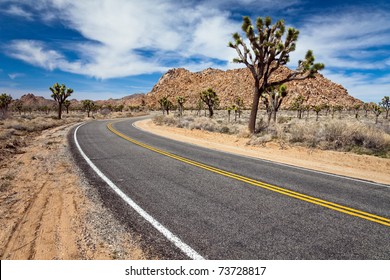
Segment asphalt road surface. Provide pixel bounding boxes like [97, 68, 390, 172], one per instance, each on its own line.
[70, 117, 390, 259]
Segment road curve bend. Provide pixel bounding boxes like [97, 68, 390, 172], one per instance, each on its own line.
[70, 117, 390, 259]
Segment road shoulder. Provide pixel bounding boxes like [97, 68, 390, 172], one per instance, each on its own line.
[135, 119, 390, 185]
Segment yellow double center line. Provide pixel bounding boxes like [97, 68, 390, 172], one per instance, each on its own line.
[107, 122, 390, 227]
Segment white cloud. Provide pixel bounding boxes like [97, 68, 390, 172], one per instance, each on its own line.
[3, 5, 33, 20]
[322, 70, 390, 102]
[289, 9, 390, 70]
[4, 0, 241, 79]
[7, 40, 65, 70]
[8, 73, 24, 79]
[284, 8, 390, 102]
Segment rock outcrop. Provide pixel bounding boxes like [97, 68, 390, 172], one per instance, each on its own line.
[146, 67, 361, 109]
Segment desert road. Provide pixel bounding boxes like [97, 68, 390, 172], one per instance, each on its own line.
[70, 117, 390, 259]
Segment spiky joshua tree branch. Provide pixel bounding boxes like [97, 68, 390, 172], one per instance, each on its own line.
[229, 16, 324, 133]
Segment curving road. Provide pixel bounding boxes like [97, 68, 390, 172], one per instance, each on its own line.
[69, 117, 390, 259]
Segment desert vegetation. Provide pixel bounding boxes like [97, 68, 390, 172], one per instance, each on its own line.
[153, 107, 390, 158]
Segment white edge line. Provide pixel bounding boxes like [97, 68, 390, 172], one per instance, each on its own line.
[132, 120, 390, 189]
[74, 123, 204, 260]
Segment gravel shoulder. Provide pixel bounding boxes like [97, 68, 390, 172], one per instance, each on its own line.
[0, 122, 151, 260]
[135, 119, 390, 185]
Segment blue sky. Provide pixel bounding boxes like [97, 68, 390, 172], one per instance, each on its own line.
[0, 0, 389, 102]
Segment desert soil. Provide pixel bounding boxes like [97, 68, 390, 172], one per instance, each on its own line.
[0, 122, 149, 260]
[136, 119, 390, 185]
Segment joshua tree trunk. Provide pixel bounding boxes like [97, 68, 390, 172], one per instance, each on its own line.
[58, 103, 62, 119]
[248, 81, 261, 133]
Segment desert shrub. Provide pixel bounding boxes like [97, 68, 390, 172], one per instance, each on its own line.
[189, 117, 218, 132]
[3, 115, 82, 134]
[277, 116, 292, 124]
[101, 108, 111, 116]
[219, 126, 230, 134]
[237, 127, 251, 138]
[255, 117, 268, 133]
[152, 115, 164, 125]
[152, 115, 178, 126]
[0, 129, 14, 140]
[285, 119, 390, 156]
[248, 134, 273, 146]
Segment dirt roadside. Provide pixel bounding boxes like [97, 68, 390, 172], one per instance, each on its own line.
[135, 119, 390, 185]
[0, 122, 149, 260]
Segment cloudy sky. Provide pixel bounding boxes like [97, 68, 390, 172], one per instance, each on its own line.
[0, 0, 389, 102]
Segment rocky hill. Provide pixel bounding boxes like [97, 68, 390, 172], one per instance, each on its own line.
[11, 93, 146, 111]
[19, 93, 56, 109]
[146, 67, 361, 109]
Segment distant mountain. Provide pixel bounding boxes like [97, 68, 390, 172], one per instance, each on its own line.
[12, 93, 146, 111]
[146, 67, 362, 109]
[19, 93, 56, 109]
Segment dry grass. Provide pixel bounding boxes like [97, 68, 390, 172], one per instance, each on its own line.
[153, 110, 390, 158]
[0, 113, 84, 162]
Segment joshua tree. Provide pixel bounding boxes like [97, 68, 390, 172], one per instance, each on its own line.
[363, 103, 370, 117]
[321, 103, 330, 116]
[262, 84, 288, 124]
[12, 99, 24, 115]
[177, 96, 186, 117]
[290, 95, 305, 119]
[313, 105, 322, 121]
[82, 99, 95, 117]
[64, 100, 71, 114]
[380, 96, 389, 119]
[49, 83, 73, 119]
[229, 16, 324, 133]
[116, 104, 124, 112]
[370, 102, 383, 124]
[200, 88, 219, 118]
[0, 93, 13, 119]
[227, 106, 232, 122]
[234, 97, 244, 119]
[336, 105, 344, 119]
[196, 99, 204, 116]
[227, 104, 238, 122]
[353, 104, 361, 119]
[158, 97, 173, 115]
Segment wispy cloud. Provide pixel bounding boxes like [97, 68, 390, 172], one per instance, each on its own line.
[3, 4, 34, 20]
[286, 7, 390, 101]
[8, 72, 24, 80]
[322, 70, 390, 102]
[289, 8, 390, 70]
[4, 0, 240, 78]
[7, 40, 65, 71]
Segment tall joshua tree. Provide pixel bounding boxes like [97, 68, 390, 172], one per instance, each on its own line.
[370, 102, 383, 124]
[380, 96, 389, 119]
[158, 97, 173, 115]
[50, 83, 73, 119]
[64, 100, 71, 114]
[0, 93, 13, 119]
[200, 88, 219, 118]
[82, 100, 95, 117]
[177, 96, 186, 117]
[263, 84, 288, 123]
[229, 16, 324, 133]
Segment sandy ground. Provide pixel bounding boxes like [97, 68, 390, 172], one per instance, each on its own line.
[0, 123, 149, 260]
[136, 119, 390, 185]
